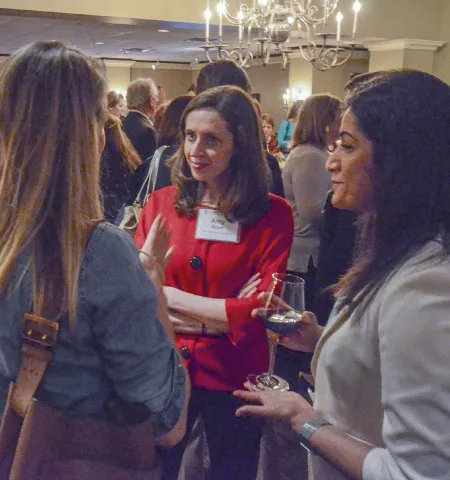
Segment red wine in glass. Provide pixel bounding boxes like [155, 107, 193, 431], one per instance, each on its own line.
[248, 273, 305, 392]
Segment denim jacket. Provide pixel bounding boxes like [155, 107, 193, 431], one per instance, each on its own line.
[0, 223, 186, 439]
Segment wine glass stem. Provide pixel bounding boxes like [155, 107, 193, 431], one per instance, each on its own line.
[268, 335, 280, 377]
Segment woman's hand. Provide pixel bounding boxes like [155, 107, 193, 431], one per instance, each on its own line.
[139, 214, 175, 273]
[169, 310, 228, 336]
[234, 384, 316, 435]
[251, 292, 323, 353]
[279, 311, 323, 353]
[169, 311, 203, 335]
[237, 273, 262, 298]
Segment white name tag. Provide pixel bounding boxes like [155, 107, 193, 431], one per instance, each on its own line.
[195, 209, 240, 243]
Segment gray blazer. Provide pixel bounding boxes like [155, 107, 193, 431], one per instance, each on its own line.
[282, 145, 331, 272]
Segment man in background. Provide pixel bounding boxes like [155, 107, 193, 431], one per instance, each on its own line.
[122, 78, 158, 163]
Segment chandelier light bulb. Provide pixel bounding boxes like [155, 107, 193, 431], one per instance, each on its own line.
[258, 0, 268, 6]
[336, 12, 343, 42]
[204, 8, 212, 42]
[217, 2, 225, 14]
[287, 16, 294, 25]
[352, 1, 361, 37]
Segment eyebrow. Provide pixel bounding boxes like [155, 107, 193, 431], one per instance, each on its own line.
[185, 129, 218, 136]
[340, 131, 357, 141]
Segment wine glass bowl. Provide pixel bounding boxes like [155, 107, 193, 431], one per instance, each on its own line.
[260, 309, 303, 335]
[248, 273, 305, 392]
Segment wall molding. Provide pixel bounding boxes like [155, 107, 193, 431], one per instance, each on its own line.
[103, 59, 136, 68]
[366, 39, 446, 52]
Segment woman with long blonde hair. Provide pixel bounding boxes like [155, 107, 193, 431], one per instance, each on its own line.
[101, 113, 142, 221]
[0, 41, 188, 453]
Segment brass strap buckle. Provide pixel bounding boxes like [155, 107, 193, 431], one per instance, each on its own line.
[22, 314, 59, 349]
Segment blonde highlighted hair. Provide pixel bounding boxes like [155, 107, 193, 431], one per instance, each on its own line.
[105, 114, 141, 171]
[0, 41, 107, 328]
[290, 94, 341, 149]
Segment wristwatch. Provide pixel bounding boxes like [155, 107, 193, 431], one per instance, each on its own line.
[300, 416, 332, 453]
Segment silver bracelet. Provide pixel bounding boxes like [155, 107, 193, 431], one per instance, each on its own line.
[138, 250, 161, 271]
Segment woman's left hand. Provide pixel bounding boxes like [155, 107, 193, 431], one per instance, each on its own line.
[140, 214, 175, 273]
[237, 273, 262, 298]
[234, 383, 316, 435]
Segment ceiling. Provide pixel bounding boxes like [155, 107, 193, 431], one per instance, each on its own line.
[0, 11, 250, 63]
[0, 10, 366, 65]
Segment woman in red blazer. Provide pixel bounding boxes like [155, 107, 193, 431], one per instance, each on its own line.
[135, 85, 293, 480]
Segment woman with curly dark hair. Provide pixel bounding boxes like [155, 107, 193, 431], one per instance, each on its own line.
[235, 69, 450, 480]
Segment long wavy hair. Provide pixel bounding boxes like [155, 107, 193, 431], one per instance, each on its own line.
[104, 114, 141, 171]
[290, 94, 341, 150]
[156, 95, 192, 147]
[335, 69, 450, 310]
[170, 86, 270, 226]
[0, 41, 107, 328]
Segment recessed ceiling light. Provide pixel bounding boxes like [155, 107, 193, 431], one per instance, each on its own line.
[158, 29, 169, 33]
[95, 42, 105, 45]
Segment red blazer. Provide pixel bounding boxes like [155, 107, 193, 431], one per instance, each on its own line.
[135, 187, 294, 391]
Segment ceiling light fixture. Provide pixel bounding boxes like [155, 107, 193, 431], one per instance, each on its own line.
[95, 42, 105, 45]
[158, 29, 170, 33]
[201, 0, 362, 71]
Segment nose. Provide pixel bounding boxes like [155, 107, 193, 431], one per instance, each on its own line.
[326, 151, 340, 173]
[189, 138, 204, 157]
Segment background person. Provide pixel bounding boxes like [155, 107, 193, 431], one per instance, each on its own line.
[235, 69, 450, 480]
[100, 113, 142, 222]
[262, 112, 286, 168]
[277, 100, 303, 154]
[153, 95, 192, 192]
[283, 94, 341, 311]
[107, 90, 125, 117]
[122, 77, 158, 163]
[135, 86, 294, 480]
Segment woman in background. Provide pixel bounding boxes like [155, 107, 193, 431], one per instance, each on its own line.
[276, 94, 340, 402]
[283, 94, 341, 310]
[153, 95, 192, 192]
[107, 90, 125, 117]
[277, 100, 303, 154]
[100, 114, 141, 222]
[262, 113, 286, 168]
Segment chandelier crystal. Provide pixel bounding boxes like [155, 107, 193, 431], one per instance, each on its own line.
[201, 0, 362, 71]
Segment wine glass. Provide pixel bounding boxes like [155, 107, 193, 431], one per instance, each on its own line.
[248, 273, 305, 392]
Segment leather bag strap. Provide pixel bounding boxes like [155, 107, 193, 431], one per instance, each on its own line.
[12, 314, 59, 417]
[135, 145, 167, 206]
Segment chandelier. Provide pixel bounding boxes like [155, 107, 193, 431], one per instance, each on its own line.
[201, 0, 362, 71]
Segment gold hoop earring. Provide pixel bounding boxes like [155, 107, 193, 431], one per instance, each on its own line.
[325, 126, 330, 133]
